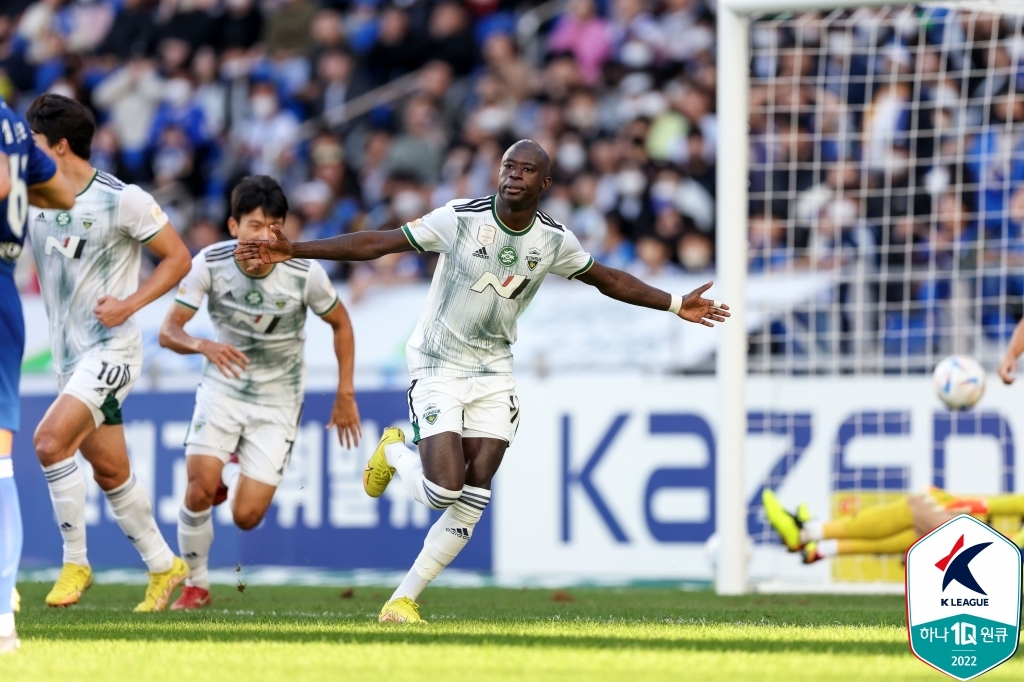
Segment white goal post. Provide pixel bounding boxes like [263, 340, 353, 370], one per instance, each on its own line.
[714, 0, 1024, 595]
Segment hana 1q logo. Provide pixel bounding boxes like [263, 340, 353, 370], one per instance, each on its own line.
[906, 514, 1021, 680]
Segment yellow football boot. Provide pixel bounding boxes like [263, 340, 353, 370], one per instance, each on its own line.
[134, 556, 189, 612]
[379, 596, 426, 624]
[761, 489, 803, 551]
[363, 427, 404, 498]
[45, 563, 92, 607]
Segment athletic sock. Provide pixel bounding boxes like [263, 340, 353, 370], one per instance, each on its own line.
[222, 461, 241, 507]
[384, 442, 461, 510]
[816, 539, 839, 557]
[104, 473, 175, 574]
[177, 506, 213, 589]
[41, 459, 89, 567]
[391, 485, 491, 602]
[0, 457, 23, 623]
[800, 520, 823, 543]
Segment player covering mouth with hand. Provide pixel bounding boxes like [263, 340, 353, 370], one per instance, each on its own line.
[235, 140, 730, 623]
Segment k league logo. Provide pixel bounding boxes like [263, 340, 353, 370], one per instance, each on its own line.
[906, 515, 1022, 680]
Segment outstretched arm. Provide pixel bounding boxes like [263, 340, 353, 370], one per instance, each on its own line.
[999, 317, 1024, 384]
[575, 261, 730, 327]
[234, 225, 414, 270]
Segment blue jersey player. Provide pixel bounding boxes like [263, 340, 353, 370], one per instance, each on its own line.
[0, 96, 74, 654]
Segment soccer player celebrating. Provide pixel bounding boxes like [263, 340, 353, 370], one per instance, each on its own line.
[0, 97, 75, 653]
[26, 94, 192, 611]
[235, 140, 729, 623]
[159, 176, 361, 610]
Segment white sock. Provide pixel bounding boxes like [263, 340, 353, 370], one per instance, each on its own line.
[104, 473, 175, 574]
[816, 538, 839, 557]
[222, 462, 241, 507]
[0, 612, 12, 637]
[391, 485, 491, 602]
[42, 459, 89, 567]
[384, 442, 461, 510]
[800, 520, 824, 543]
[178, 506, 213, 589]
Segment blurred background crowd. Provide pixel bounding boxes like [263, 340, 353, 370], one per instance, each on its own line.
[3, 1, 1023, 365]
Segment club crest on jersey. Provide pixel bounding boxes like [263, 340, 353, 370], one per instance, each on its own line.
[424, 404, 440, 425]
[275, 298, 287, 309]
[526, 247, 541, 271]
[56, 211, 72, 228]
[477, 225, 496, 246]
[245, 290, 263, 306]
[80, 212, 97, 229]
[497, 246, 518, 267]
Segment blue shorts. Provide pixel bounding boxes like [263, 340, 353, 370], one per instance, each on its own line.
[0, 271, 24, 433]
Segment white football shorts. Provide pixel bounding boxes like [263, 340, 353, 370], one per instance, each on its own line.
[184, 384, 302, 487]
[58, 349, 143, 428]
[407, 375, 520, 445]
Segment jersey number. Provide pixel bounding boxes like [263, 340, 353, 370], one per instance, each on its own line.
[44, 235, 86, 259]
[230, 310, 281, 333]
[6, 153, 28, 239]
[470, 272, 530, 300]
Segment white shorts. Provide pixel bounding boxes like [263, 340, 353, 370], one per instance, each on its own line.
[58, 350, 142, 428]
[184, 385, 302, 487]
[408, 375, 520, 445]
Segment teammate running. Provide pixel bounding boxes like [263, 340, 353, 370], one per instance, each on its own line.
[26, 94, 192, 611]
[235, 139, 729, 623]
[159, 175, 361, 610]
[0, 97, 75, 653]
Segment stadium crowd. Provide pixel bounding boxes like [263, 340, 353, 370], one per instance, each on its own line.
[3, 2, 1022, 357]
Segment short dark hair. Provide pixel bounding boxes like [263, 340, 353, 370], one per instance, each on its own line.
[230, 175, 289, 223]
[25, 94, 96, 160]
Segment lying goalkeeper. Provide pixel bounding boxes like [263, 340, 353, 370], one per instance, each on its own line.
[761, 488, 1024, 563]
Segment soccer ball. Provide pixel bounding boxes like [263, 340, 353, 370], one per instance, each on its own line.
[933, 355, 986, 411]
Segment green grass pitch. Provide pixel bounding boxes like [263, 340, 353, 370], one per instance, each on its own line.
[2, 582, 1021, 681]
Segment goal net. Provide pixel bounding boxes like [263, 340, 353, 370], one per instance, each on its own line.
[729, 4, 1024, 591]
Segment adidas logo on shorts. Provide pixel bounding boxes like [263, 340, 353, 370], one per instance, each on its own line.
[472, 247, 488, 259]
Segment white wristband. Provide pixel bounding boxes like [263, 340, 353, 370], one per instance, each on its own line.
[667, 294, 683, 315]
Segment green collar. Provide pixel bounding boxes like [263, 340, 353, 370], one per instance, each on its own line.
[491, 195, 535, 236]
[234, 258, 275, 279]
[77, 170, 98, 197]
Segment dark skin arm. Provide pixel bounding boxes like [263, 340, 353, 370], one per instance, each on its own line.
[577, 261, 730, 327]
[234, 225, 412, 270]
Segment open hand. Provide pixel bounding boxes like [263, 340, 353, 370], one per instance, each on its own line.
[94, 295, 134, 328]
[233, 225, 294, 271]
[998, 354, 1018, 385]
[678, 281, 730, 327]
[328, 391, 362, 449]
[199, 340, 249, 379]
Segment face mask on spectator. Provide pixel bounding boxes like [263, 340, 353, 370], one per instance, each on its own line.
[154, 147, 189, 179]
[251, 94, 278, 119]
[165, 79, 193, 107]
[49, 83, 75, 99]
[557, 142, 586, 174]
[225, 0, 251, 9]
[679, 238, 711, 271]
[650, 179, 678, 211]
[618, 169, 647, 197]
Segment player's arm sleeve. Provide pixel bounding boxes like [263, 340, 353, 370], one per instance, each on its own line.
[173, 254, 210, 310]
[118, 184, 171, 243]
[400, 204, 458, 254]
[305, 261, 341, 317]
[549, 229, 595, 280]
[25, 138, 57, 186]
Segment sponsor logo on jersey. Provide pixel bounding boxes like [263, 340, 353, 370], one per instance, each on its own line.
[34, 212, 45, 223]
[150, 203, 170, 227]
[229, 310, 280, 333]
[477, 225, 496, 246]
[245, 290, 264, 306]
[472, 247, 488, 259]
[80, 212, 97, 229]
[424, 403, 440, 425]
[497, 246, 518, 267]
[526, 247, 541, 271]
[44, 235, 86, 259]
[56, 211, 72, 228]
[470, 272, 530, 299]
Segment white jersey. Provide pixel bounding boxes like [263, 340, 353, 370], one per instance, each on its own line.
[175, 240, 340, 406]
[403, 195, 594, 378]
[29, 170, 169, 375]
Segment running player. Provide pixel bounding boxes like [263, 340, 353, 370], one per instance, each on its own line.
[159, 175, 361, 610]
[26, 94, 192, 610]
[235, 140, 730, 623]
[761, 488, 1024, 562]
[0, 96, 75, 653]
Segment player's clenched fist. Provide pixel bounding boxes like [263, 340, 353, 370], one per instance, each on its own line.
[998, 354, 1017, 385]
[94, 295, 136, 328]
[197, 339, 249, 379]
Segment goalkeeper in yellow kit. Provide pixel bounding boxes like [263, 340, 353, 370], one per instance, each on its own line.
[762, 488, 1024, 563]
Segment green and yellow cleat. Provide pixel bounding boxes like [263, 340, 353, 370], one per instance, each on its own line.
[379, 596, 426, 624]
[803, 541, 824, 564]
[363, 427, 404, 498]
[45, 563, 93, 607]
[134, 556, 189, 612]
[761, 489, 804, 552]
